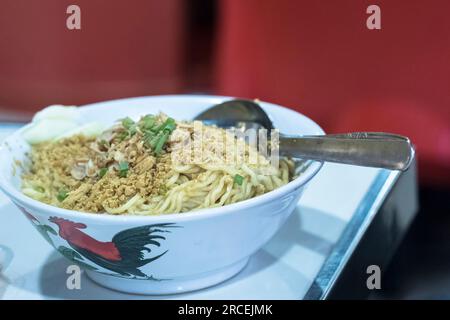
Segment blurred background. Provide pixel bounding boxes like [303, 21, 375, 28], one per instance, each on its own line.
[0, 0, 449, 298]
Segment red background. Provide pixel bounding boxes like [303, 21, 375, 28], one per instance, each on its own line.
[0, 0, 449, 185]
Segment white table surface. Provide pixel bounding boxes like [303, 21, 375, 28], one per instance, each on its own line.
[0, 125, 394, 300]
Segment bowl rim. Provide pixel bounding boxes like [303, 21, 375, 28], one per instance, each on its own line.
[0, 94, 324, 223]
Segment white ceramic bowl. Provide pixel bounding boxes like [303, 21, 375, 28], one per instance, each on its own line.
[0, 95, 324, 294]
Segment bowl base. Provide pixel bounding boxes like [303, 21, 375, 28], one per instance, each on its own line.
[85, 257, 249, 295]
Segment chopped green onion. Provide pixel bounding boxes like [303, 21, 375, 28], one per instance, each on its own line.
[150, 117, 175, 133]
[162, 118, 176, 133]
[35, 186, 45, 193]
[117, 131, 129, 142]
[57, 190, 68, 202]
[150, 123, 163, 133]
[121, 117, 135, 129]
[98, 167, 108, 178]
[118, 161, 129, 177]
[128, 125, 137, 136]
[154, 118, 176, 154]
[141, 117, 176, 154]
[143, 130, 154, 140]
[149, 131, 163, 149]
[234, 174, 244, 186]
[154, 131, 170, 155]
[120, 117, 137, 138]
[143, 132, 156, 148]
[140, 115, 155, 130]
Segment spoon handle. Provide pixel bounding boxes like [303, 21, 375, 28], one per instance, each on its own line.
[279, 132, 414, 171]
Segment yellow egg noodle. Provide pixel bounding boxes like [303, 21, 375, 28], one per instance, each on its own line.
[22, 113, 295, 215]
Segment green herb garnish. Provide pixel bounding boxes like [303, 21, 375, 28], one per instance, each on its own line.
[148, 131, 163, 149]
[98, 167, 108, 178]
[154, 131, 170, 155]
[117, 131, 129, 142]
[118, 161, 129, 177]
[57, 190, 68, 202]
[139, 115, 156, 131]
[146, 117, 176, 154]
[121, 117, 135, 129]
[118, 117, 138, 140]
[128, 125, 137, 136]
[139, 115, 176, 155]
[35, 186, 45, 193]
[143, 131, 156, 148]
[150, 123, 163, 133]
[161, 117, 176, 132]
[234, 174, 244, 186]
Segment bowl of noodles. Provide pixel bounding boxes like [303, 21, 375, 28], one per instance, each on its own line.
[0, 95, 324, 294]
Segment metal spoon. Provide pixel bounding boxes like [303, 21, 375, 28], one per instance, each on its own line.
[194, 99, 414, 171]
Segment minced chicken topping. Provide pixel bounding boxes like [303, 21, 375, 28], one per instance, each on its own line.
[22, 113, 176, 213]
